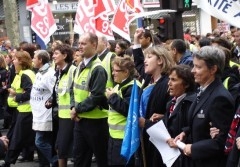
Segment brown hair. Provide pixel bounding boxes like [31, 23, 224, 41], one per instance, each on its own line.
[169, 65, 195, 92]
[0, 54, 6, 69]
[144, 46, 174, 74]
[15, 51, 32, 70]
[53, 44, 73, 64]
[112, 55, 136, 78]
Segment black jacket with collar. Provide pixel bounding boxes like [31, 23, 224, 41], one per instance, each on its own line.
[184, 79, 235, 167]
[164, 92, 195, 138]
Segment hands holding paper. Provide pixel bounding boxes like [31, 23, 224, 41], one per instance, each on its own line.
[166, 138, 178, 148]
[172, 132, 192, 156]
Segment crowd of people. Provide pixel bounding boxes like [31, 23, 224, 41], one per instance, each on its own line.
[0, 26, 239, 167]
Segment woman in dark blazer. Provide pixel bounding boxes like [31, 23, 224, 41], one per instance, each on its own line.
[133, 28, 174, 167]
[174, 46, 235, 167]
[161, 65, 195, 167]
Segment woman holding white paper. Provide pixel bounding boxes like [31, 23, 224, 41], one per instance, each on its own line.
[174, 46, 235, 167]
[163, 64, 195, 167]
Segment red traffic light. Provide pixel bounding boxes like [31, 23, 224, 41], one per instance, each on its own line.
[159, 18, 165, 24]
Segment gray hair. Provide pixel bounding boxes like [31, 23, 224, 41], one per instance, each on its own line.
[98, 35, 108, 45]
[193, 46, 225, 78]
[35, 50, 50, 65]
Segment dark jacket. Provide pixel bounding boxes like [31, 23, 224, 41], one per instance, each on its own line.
[0, 139, 6, 158]
[7, 64, 15, 88]
[0, 67, 8, 115]
[179, 50, 193, 67]
[133, 47, 171, 167]
[163, 92, 195, 167]
[164, 92, 195, 138]
[184, 79, 235, 167]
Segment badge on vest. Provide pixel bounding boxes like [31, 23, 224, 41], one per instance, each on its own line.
[197, 109, 205, 119]
[59, 81, 68, 95]
[81, 81, 86, 85]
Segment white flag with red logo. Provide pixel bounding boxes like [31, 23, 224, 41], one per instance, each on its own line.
[74, 0, 96, 35]
[26, 0, 57, 45]
[111, 0, 144, 42]
[95, 0, 116, 40]
[74, 0, 116, 40]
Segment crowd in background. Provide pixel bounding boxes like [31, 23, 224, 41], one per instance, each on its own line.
[0, 26, 239, 167]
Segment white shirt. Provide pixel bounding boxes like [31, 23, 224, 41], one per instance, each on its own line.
[30, 64, 56, 131]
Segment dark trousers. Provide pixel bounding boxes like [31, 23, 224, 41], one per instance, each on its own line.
[6, 107, 18, 140]
[4, 112, 35, 165]
[73, 118, 109, 167]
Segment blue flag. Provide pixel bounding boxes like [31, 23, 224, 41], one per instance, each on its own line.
[121, 80, 140, 163]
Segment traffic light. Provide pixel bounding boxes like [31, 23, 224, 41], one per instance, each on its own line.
[157, 16, 173, 42]
[177, 0, 192, 11]
[161, 0, 192, 11]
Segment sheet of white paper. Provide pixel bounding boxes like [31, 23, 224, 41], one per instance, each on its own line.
[147, 120, 181, 167]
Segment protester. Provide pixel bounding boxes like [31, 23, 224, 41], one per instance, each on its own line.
[73, 49, 83, 66]
[115, 40, 129, 57]
[4, 52, 16, 146]
[1, 40, 12, 54]
[30, 50, 57, 167]
[139, 29, 154, 50]
[3, 51, 36, 167]
[184, 28, 191, 42]
[70, 32, 109, 167]
[170, 39, 193, 67]
[163, 65, 195, 167]
[107, 40, 117, 53]
[226, 122, 240, 167]
[105, 55, 140, 166]
[231, 29, 240, 63]
[18, 43, 37, 161]
[0, 55, 8, 124]
[174, 46, 235, 167]
[46, 44, 76, 167]
[133, 27, 174, 167]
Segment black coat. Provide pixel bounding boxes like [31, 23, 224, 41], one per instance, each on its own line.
[133, 47, 171, 167]
[163, 92, 195, 167]
[0, 68, 8, 113]
[164, 92, 195, 139]
[185, 79, 235, 167]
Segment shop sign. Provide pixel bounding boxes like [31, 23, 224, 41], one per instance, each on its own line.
[50, 2, 78, 12]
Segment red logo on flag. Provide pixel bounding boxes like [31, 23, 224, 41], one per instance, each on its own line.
[27, 0, 57, 44]
[74, 0, 116, 40]
[111, 0, 143, 42]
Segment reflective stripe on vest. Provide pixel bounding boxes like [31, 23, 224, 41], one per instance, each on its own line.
[58, 65, 76, 118]
[223, 77, 230, 89]
[101, 52, 115, 88]
[108, 80, 141, 139]
[101, 52, 115, 117]
[74, 58, 107, 119]
[7, 70, 35, 112]
[229, 60, 240, 68]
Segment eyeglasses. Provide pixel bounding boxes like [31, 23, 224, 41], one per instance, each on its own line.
[112, 69, 124, 72]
